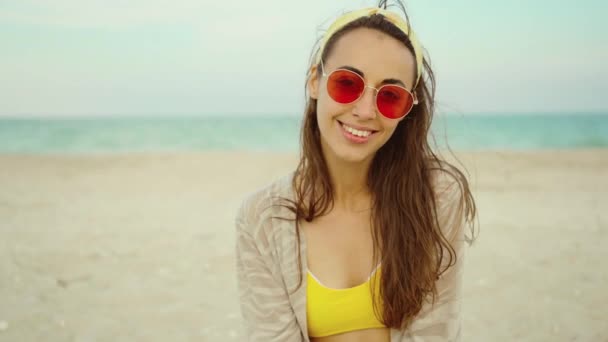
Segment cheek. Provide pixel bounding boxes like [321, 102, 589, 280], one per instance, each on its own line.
[315, 99, 334, 135]
[377, 121, 401, 143]
[316, 96, 341, 126]
[385, 122, 400, 135]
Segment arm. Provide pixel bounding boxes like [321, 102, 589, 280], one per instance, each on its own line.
[403, 179, 467, 342]
[235, 199, 304, 342]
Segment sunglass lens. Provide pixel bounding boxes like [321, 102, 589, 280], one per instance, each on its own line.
[377, 86, 414, 119]
[327, 70, 364, 104]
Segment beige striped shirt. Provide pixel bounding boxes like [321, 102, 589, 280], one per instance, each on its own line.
[235, 171, 467, 341]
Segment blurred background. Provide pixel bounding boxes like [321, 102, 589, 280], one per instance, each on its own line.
[0, 0, 606, 341]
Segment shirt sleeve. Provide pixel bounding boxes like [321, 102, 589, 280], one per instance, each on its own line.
[235, 198, 304, 342]
[403, 177, 467, 342]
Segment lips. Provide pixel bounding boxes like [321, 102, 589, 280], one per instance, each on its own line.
[336, 120, 378, 144]
[337, 120, 378, 133]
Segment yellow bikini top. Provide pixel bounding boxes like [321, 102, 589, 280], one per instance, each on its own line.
[306, 264, 385, 338]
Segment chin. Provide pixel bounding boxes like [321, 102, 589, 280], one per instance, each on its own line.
[332, 142, 376, 164]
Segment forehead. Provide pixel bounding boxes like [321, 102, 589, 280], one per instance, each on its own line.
[326, 27, 417, 87]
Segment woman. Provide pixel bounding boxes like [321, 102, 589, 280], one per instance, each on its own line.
[235, 1, 477, 341]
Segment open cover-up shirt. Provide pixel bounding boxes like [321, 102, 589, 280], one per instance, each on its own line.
[235, 170, 467, 341]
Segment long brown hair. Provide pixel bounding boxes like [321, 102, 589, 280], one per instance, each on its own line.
[276, 0, 477, 330]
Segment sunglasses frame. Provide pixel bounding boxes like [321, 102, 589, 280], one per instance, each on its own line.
[319, 58, 418, 120]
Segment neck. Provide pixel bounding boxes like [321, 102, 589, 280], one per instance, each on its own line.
[323, 147, 374, 213]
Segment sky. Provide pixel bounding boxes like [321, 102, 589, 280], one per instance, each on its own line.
[0, 0, 606, 117]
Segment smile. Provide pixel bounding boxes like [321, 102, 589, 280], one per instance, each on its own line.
[337, 120, 378, 144]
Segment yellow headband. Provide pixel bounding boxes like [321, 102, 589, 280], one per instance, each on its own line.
[315, 7, 424, 88]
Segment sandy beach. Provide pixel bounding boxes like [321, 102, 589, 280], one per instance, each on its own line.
[0, 149, 606, 341]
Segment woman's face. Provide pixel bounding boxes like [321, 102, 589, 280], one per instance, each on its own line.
[307, 27, 417, 164]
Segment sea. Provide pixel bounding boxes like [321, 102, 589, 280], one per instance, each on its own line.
[0, 113, 607, 154]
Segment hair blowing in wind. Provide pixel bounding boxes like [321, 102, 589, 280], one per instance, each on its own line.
[274, 0, 478, 330]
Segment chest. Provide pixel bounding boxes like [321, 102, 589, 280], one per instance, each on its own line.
[301, 210, 381, 289]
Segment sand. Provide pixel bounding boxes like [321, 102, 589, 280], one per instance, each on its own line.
[0, 150, 606, 341]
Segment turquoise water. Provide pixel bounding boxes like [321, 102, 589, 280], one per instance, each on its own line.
[0, 113, 606, 154]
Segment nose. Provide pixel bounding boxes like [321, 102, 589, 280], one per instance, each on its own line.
[352, 85, 377, 119]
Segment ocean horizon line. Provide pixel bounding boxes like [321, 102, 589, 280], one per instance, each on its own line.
[1, 112, 607, 152]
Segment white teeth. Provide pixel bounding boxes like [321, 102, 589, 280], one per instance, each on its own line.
[342, 123, 372, 137]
